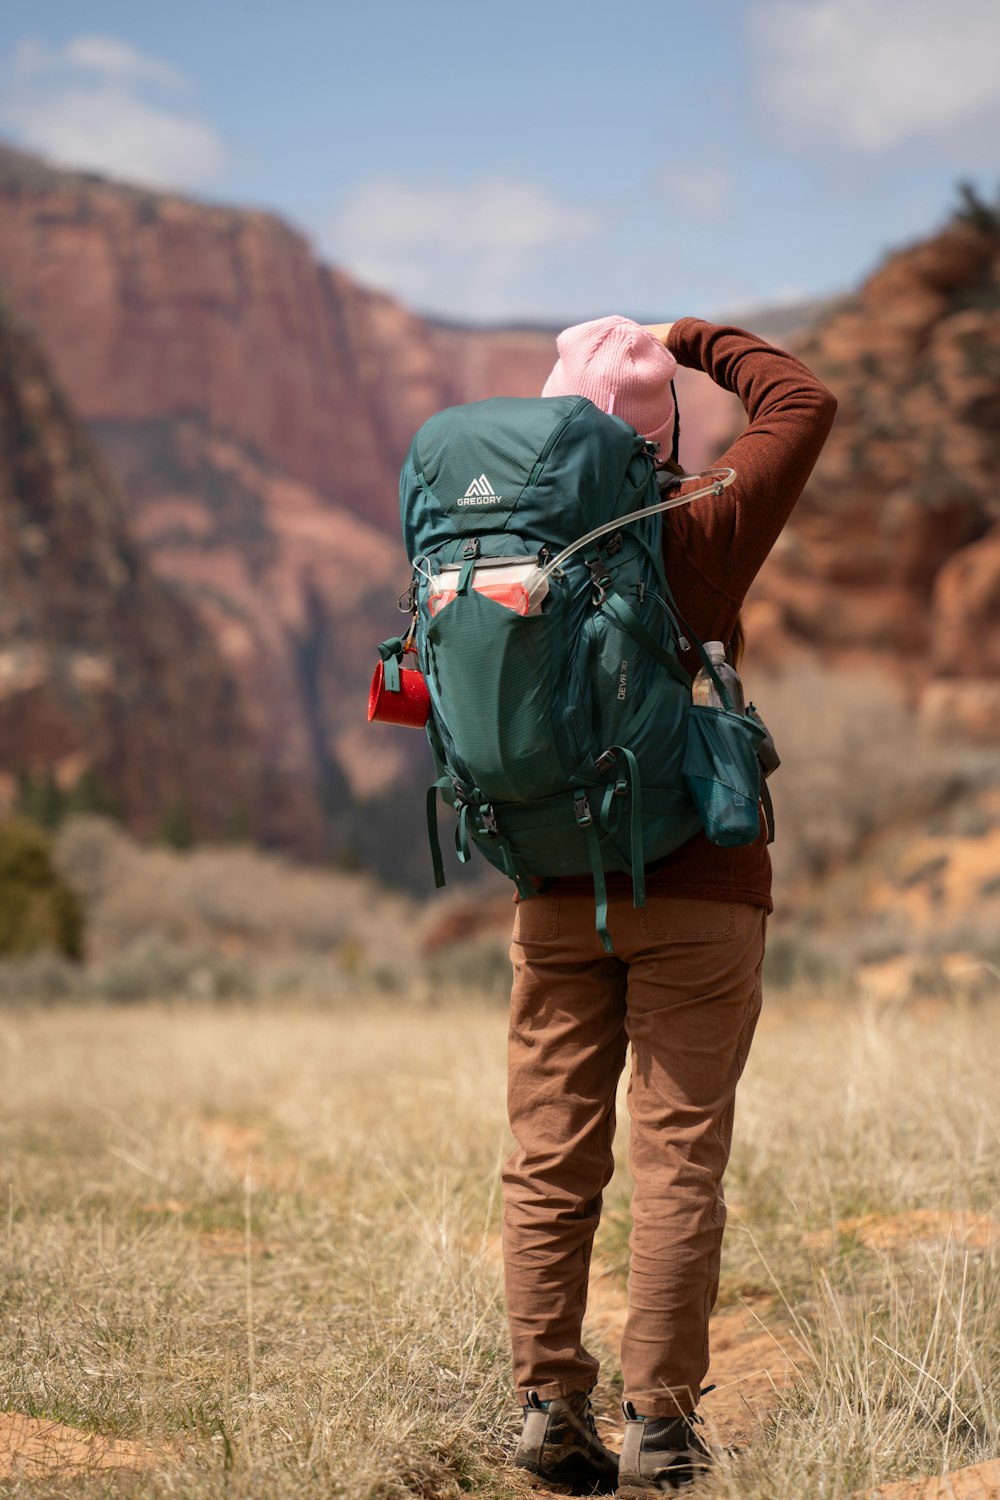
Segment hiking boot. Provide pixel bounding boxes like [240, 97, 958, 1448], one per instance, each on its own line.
[514, 1389, 619, 1496]
[617, 1399, 712, 1495]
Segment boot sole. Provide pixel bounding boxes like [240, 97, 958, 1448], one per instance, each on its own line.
[520, 1474, 576, 1495]
[517, 1461, 617, 1496]
[618, 1486, 690, 1497]
[618, 1469, 709, 1496]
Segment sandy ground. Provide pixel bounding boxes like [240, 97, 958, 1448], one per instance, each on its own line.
[584, 1257, 799, 1456]
[803, 1209, 999, 1254]
[0, 1412, 163, 1480]
[861, 1460, 1000, 1499]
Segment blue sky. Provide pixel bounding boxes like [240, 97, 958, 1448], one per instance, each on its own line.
[0, 0, 998, 324]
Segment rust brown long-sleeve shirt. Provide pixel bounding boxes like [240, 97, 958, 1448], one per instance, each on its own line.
[559, 317, 838, 912]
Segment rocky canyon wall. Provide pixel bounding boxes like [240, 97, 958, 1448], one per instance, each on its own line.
[0, 296, 267, 841]
[0, 142, 997, 863]
[744, 210, 1000, 741]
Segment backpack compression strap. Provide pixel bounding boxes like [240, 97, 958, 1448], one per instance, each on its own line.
[574, 790, 611, 954]
[600, 590, 691, 691]
[426, 775, 535, 898]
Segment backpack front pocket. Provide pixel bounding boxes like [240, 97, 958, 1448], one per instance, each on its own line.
[425, 588, 564, 803]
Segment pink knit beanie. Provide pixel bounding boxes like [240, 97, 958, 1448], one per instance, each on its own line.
[542, 315, 678, 455]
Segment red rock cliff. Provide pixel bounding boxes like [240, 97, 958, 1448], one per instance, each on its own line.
[0, 146, 734, 855]
[0, 295, 266, 840]
[1, 144, 996, 867]
[744, 207, 1000, 738]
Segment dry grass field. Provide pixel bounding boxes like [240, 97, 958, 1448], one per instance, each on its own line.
[0, 982, 997, 1499]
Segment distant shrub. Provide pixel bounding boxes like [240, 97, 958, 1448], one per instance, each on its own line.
[953, 179, 1000, 232]
[424, 936, 512, 1003]
[763, 931, 851, 991]
[53, 815, 134, 906]
[14, 766, 118, 829]
[0, 953, 85, 1004]
[222, 805, 253, 844]
[0, 819, 84, 960]
[96, 938, 255, 1004]
[64, 768, 118, 820]
[157, 799, 197, 850]
[48, 816, 420, 998]
[14, 767, 63, 829]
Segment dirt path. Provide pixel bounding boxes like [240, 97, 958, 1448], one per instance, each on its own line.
[860, 1459, 1000, 1499]
[803, 1209, 998, 1254]
[0, 1412, 163, 1480]
[583, 1261, 999, 1500]
[584, 1259, 800, 1453]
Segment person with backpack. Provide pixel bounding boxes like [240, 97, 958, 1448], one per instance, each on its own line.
[497, 315, 837, 1494]
[380, 309, 835, 1492]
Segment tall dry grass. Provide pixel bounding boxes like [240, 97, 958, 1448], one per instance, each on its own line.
[0, 988, 996, 1498]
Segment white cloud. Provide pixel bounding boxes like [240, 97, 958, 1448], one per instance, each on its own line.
[751, 0, 1000, 151]
[59, 35, 188, 89]
[324, 176, 599, 321]
[0, 34, 227, 190]
[658, 159, 733, 224]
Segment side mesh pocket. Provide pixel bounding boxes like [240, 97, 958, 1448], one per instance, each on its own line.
[683, 705, 767, 848]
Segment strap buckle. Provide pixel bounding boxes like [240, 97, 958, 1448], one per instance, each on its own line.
[587, 556, 611, 606]
[480, 804, 498, 837]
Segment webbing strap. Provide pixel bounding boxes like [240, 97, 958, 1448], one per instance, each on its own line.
[658, 577, 736, 712]
[616, 746, 645, 909]
[686, 637, 736, 713]
[761, 779, 776, 845]
[455, 803, 471, 864]
[599, 747, 645, 909]
[457, 554, 476, 595]
[601, 590, 690, 690]
[575, 790, 613, 955]
[425, 782, 448, 889]
[497, 838, 535, 900]
[600, 779, 620, 833]
[377, 636, 405, 693]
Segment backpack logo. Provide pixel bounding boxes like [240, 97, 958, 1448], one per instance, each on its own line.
[457, 474, 502, 507]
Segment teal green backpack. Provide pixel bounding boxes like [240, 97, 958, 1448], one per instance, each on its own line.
[380, 394, 764, 952]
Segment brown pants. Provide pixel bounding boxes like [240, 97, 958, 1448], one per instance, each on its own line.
[501, 889, 766, 1418]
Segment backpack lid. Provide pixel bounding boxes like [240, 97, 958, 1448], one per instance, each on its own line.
[400, 395, 650, 560]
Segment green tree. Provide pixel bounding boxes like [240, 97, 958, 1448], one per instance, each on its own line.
[0, 819, 84, 960]
[65, 768, 118, 820]
[157, 799, 196, 851]
[14, 768, 66, 829]
[954, 179, 1000, 231]
[223, 804, 253, 844]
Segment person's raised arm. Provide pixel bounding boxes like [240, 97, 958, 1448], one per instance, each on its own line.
[645, 318, 837, 602]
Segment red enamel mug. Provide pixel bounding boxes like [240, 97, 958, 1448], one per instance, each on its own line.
[367, 659, 431, 729]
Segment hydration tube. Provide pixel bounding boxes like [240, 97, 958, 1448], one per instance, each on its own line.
[537, 466, 736, 582]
